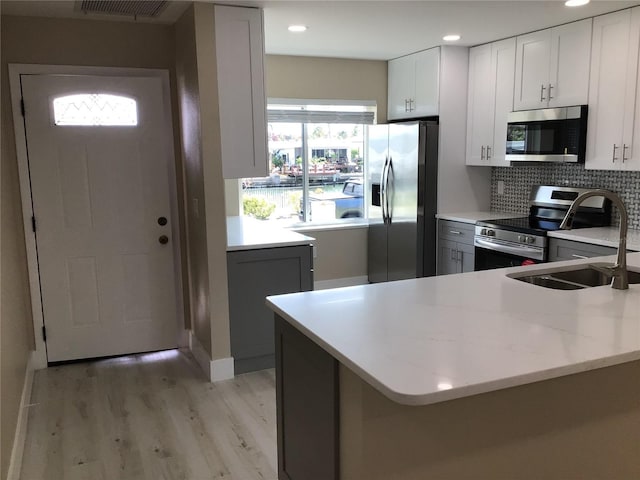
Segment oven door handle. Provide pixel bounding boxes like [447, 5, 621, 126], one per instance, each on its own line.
[474, 238, 544, 259]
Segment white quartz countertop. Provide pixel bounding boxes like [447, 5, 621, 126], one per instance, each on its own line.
[226, 216, 315, 251]
[266, 253, 640, 406]
[548, 226, 640, 252]
[436, 211, 520, 224]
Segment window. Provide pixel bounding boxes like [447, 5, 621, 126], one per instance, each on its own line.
[242, 100, 375, 225]
[53, 94, 138, 126]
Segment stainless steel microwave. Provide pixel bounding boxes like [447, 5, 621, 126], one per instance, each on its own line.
[505, 105, 588, 163]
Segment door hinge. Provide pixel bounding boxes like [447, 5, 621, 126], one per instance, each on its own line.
[42, 326, 47, 342]
[31, 216, 36, 233]
[20, 98, 25, 117]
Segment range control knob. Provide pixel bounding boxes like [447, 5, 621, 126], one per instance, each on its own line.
[518, 235, 525, 242]
[480, 228, 487, 236]
[487, 229, 496, 237]
[527, 236, 536, 244]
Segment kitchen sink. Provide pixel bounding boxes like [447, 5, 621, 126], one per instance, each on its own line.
[509, 266, 640, 290]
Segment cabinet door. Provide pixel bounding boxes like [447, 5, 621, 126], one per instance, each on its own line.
[227, 245, 313, 373]
[548, 19, 592, 108]
[548, 238, 617, 262]
[514, 30, 551, 110]
[490, 38, 516, 166]
[215, 5, 268, 179]
[623, 7, 640, 171]
[586, 9, 632, 170]
[413, 48, 440, 117]
[457, 242, 475, 273]
[466, 44, 494, 165]
[388, 55, 414, 120]
[437, 238, 459, 275]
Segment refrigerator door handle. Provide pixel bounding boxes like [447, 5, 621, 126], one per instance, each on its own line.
[386, 157, 394, 225]
[381, 155, 389, 224]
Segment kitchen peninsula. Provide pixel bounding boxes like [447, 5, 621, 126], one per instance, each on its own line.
[267, 253, 640, 479]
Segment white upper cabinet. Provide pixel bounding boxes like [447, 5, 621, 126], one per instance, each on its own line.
[586, 8, 640, 171]
[466, 38, 516, 166]
[214, 5, 268, 179]
[388, 48, 440, 120]
[514, 19, 592, 110]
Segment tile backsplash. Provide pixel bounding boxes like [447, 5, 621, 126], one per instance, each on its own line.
[491, 164, 640, 230]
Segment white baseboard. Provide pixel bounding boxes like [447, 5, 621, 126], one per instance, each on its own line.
[188, 331, 234, 382]
[7, 352, 36, 480]
[314, 275, 369, 290]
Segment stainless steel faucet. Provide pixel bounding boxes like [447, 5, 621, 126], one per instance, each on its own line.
[559, 189, 629, 290]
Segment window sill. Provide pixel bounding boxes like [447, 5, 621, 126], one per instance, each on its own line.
[289, 219, 369, 233]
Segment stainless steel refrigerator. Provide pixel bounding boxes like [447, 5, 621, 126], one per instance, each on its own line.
[367, 121, 438, 283]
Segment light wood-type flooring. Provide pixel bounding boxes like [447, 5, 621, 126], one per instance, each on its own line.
[19, 350, 278, 480]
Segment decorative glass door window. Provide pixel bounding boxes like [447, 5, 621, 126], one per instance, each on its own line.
[53, 94, 138, 126]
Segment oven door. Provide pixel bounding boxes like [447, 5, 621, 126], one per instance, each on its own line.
[474, 237, 545, 271]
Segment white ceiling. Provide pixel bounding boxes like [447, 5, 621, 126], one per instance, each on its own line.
[2, 1, 639, 60]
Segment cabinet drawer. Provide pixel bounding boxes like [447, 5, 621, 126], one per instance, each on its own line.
[548, 238, 617, 261]
[438, 220, 475, 245]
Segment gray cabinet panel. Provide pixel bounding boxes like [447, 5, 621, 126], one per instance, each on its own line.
[275, 315, 338, 480]
[227, 245, 313, 374]
[437, 220, 476, 275]
[548, 238, 617, 262]
[437, 238, 459, 275]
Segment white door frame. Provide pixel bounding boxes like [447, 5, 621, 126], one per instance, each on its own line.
[9, 64, 187, 369]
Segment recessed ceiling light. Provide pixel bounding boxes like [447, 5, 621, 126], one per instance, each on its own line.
[443, 34, 461, 42]
[565, 0, 590, 6]
[288, 25, 307, 33]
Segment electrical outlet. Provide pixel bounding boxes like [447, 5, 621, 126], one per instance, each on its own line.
[497, 181, 505, 195]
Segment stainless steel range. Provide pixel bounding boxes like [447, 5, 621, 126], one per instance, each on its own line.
[474, 186, 612, 270]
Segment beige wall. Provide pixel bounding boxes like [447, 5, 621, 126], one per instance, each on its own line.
[298, 228, 368, 281]
[1, 17, 34, 479]
[257, 55, 388, 281]
[0, 14, 186, 473]
[175, 4, 231, 360]
[266, 55, 388, 123]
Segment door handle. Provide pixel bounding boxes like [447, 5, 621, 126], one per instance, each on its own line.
[540, 84, 546, 102]
[381, 156, 389, 224]
[159, 235, 169, 245]
[386, 157, 394, 225]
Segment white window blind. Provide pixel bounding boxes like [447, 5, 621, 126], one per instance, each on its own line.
[267, 99, 376, 124]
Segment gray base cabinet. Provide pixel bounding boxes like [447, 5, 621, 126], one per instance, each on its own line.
[548, 238, 617, 262]
[227, 245, 313, 374]
[275, 314, 339, 480]
[437, 220, 475, 275]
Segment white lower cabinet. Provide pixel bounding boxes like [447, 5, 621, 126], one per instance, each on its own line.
[586, 7, 640, 171]
[466, 38, 516, 167]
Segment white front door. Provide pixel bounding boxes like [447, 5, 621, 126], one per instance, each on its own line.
[21, 74, 179, 362]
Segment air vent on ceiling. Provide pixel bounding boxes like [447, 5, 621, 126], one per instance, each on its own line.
[77, 1, 168, 18]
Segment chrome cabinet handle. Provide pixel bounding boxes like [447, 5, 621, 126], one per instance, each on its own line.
[481, 146, 485, 160]
[623, 144, 630, 162]
[612, 144, 619, 163]
[449, 230, 462, 235]
[486, 145, 492, 159]
[540, 84, 546, 102]
[572, 254, 588, 259]
[548, 83, 554, 100]
[404, 99, 409, 112]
